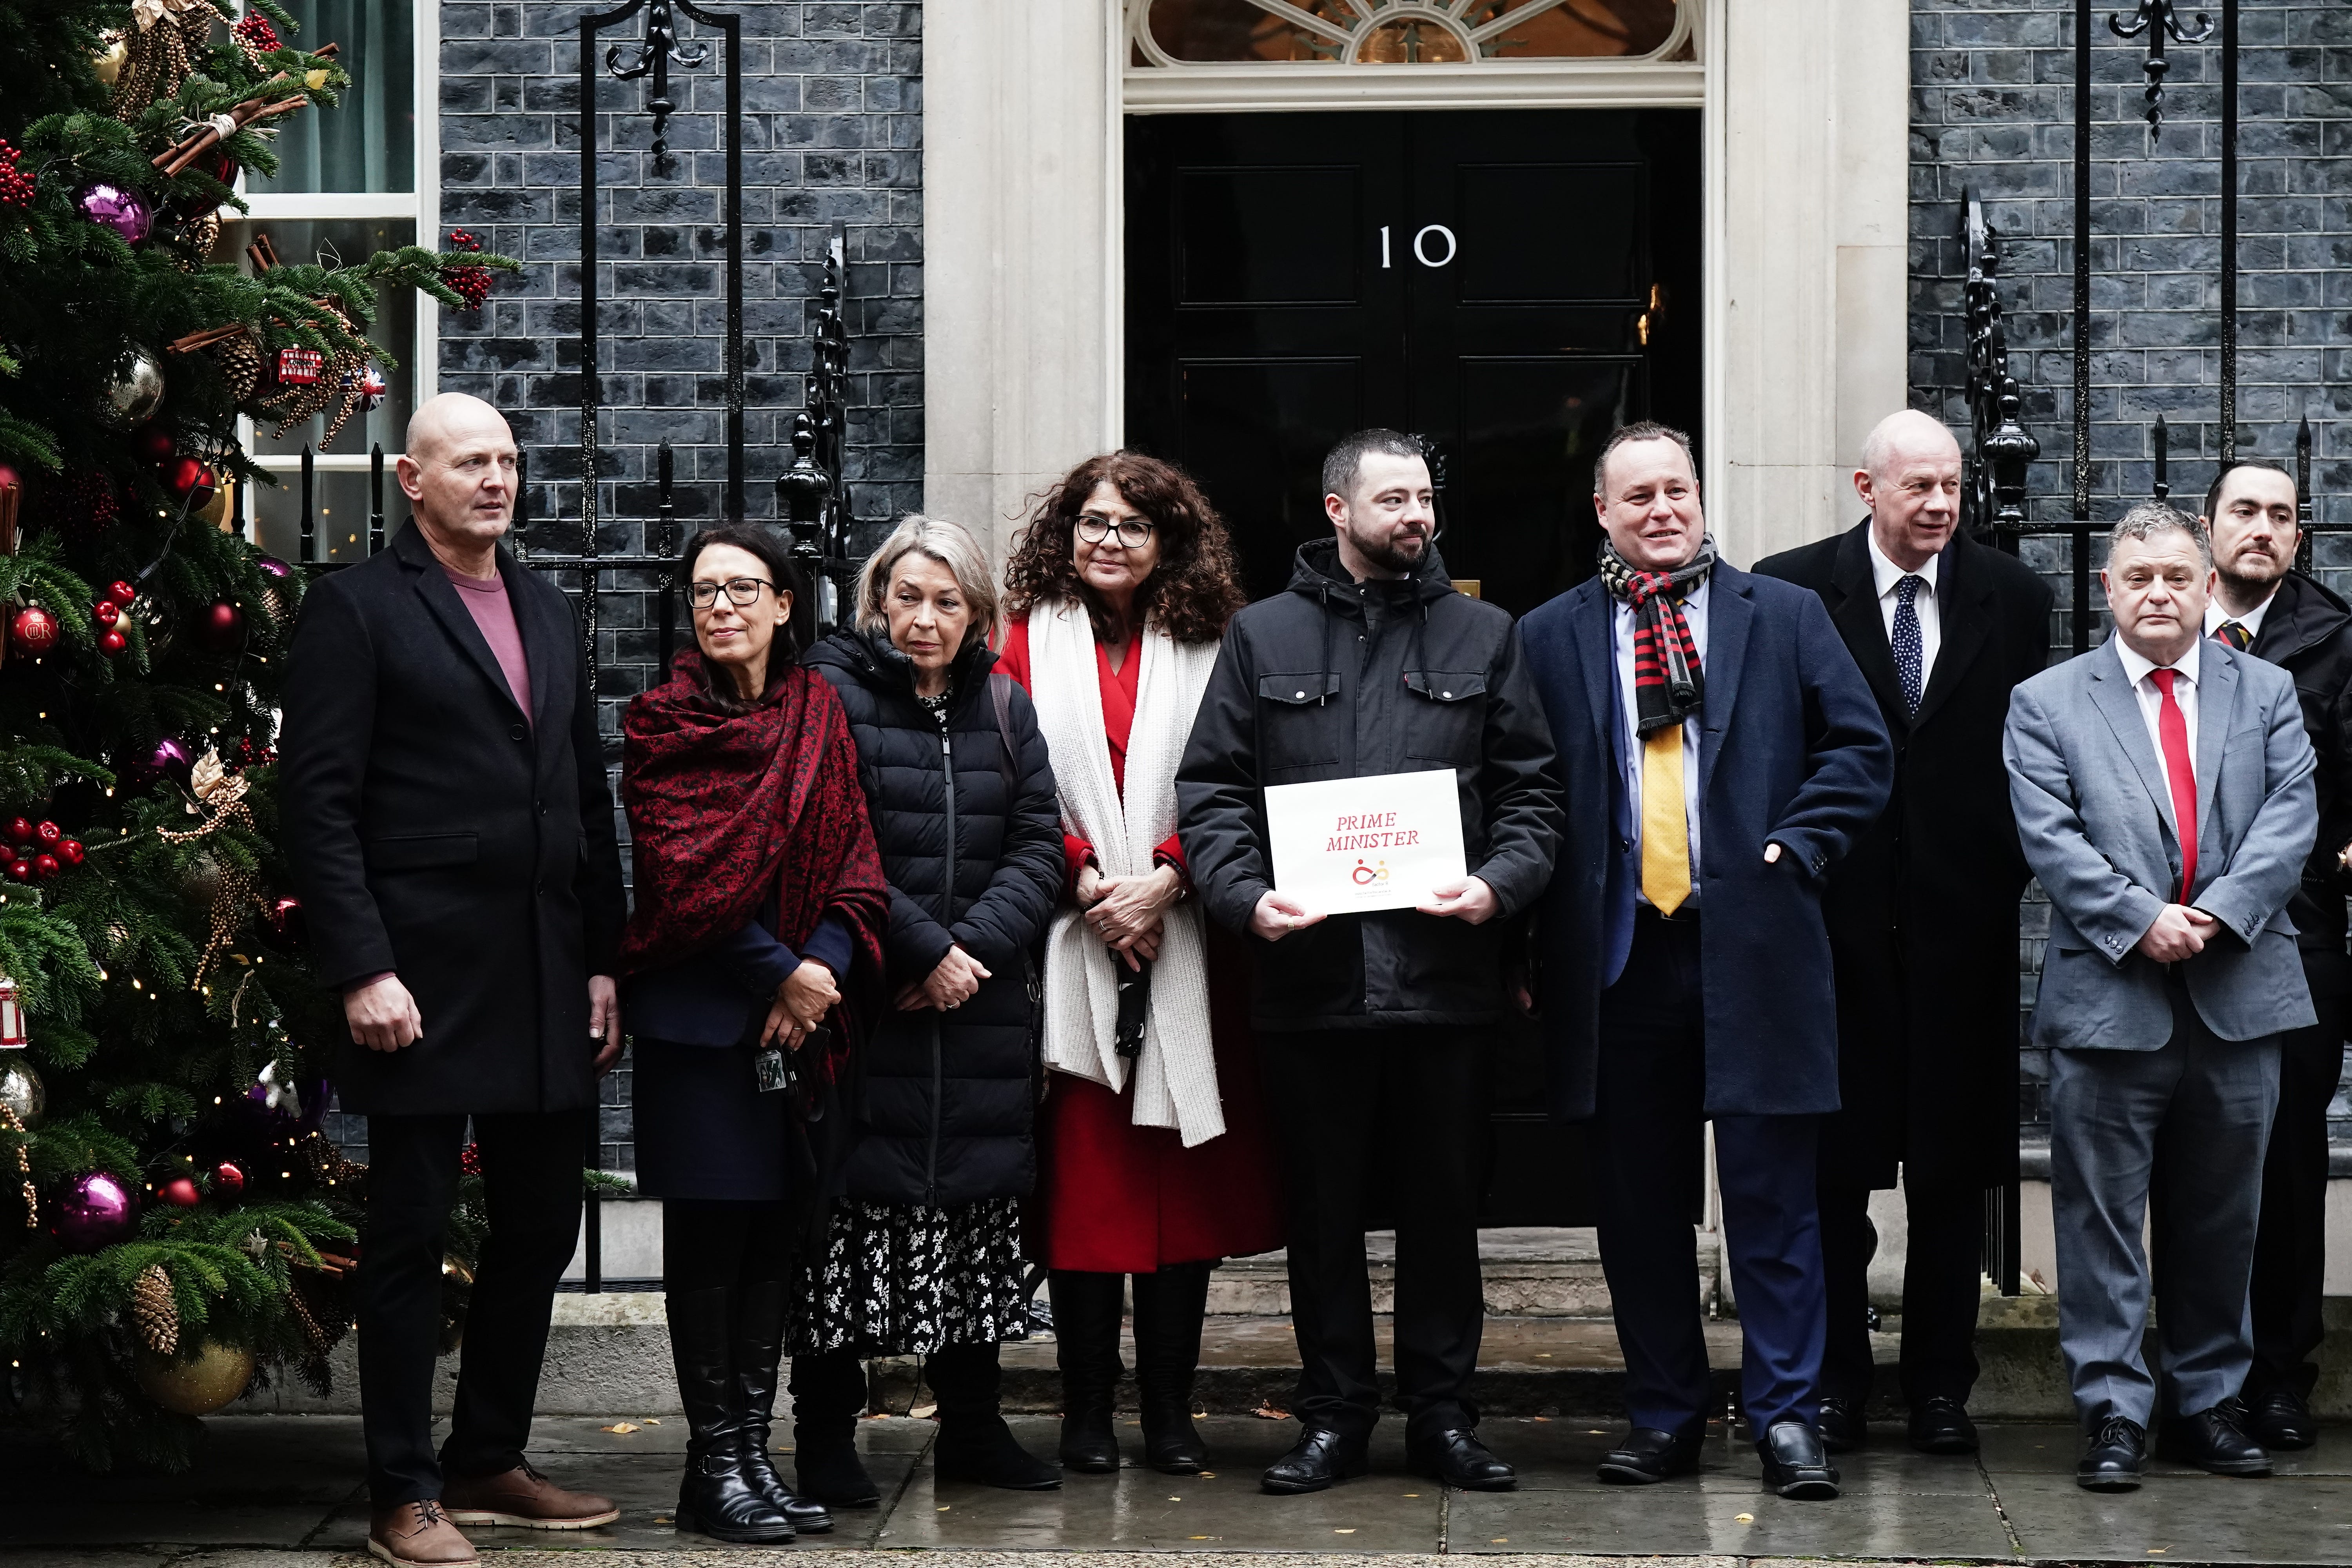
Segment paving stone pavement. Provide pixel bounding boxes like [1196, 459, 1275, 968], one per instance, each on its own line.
[6, 1414, 2352, 1566]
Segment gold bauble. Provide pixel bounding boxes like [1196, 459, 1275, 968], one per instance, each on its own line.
[0, 1057, 41, 1125]
[94, 34, 128, 88]
[196, 479, 233, 533]
[134, 1339, 256, 1415]
[179, 852, 225, 908]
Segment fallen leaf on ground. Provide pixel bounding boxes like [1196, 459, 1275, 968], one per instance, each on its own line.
[1734, 1513, 1753, 1523]
[1252, 1401, 1290, 1419]
[911, 1402, 938, 1419]
[600, 1423, 638, 1434]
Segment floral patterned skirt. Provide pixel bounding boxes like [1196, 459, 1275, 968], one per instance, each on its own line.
[789, 1196, 1028, 1357]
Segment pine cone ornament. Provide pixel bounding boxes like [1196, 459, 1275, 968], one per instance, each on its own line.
[132, 1263, 179, 1356]
[211, 330, 264, 404]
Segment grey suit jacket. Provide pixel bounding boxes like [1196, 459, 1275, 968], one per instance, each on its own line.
[2004, 636, 2318, 1049]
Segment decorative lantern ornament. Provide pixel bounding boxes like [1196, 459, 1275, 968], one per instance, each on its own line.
[8, 606, 58, 658]
[273, 347, 323, 387]
[49, 1170, 139, 1251]
[134, 1340, 257, 1416]
[98, 350, 166, 429]
[76, 182, 152, 245]
[0, 975, 26, 1048]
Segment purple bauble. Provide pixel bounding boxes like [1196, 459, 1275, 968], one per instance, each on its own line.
[256, 555, 293, 580]
[76, 182, 152, 245]
[238, 1063, 330, 1138]
[50, 1171, 140, 1252]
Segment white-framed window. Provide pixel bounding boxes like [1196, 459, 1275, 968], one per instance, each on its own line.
[1127, 0, 1697, 67]
[224, 0, 439, 563]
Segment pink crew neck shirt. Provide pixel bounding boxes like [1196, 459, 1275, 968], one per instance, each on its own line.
[441, 563, 533, 722]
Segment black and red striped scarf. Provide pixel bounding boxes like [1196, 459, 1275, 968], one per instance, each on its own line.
[1597, 536, 1717, 737]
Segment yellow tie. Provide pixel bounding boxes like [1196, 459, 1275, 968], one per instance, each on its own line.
[1642, 725, 1691, 915]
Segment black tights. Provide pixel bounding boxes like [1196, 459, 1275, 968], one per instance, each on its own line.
[663, 1198, 793, 1293]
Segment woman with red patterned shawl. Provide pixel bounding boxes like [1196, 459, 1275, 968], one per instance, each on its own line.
[998, 453, 1285, 1479]
[619, 525, 888, 1545]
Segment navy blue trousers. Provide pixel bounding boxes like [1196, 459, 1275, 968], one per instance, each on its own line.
[1588, 908, 1826, 1435]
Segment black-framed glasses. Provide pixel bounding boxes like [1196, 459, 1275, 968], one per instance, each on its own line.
[1074, 513, 1154, 549]
[688, 577, 778, 609]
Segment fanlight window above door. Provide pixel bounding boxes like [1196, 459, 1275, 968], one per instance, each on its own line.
[1132, 0, 1693, 66]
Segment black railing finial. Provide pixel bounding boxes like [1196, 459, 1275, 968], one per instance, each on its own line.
[2109, 0, 2215, 140]
[606, 0, 709, 160]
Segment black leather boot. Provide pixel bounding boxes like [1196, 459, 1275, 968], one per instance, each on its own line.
[1131, 1261, 1212, 1474]
[735, 1280, 833, 1533]
[667, 1287, 796, 1542]
[928, 1341, 1062, 1490]
[790, 1348, 882, 1508]
[1050, 1270, 1127, 1474]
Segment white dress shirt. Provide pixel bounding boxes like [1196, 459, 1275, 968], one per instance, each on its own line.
[2203, 590, 2276, 648]
[2113, 635, 2203, 788]
[1616, 577, 1708, 905]
[1866, 532, 1942, 691]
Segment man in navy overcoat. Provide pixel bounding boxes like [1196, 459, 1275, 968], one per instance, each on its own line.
[1519, 422, 1892, 1500]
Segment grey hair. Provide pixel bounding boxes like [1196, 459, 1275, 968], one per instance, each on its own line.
[1593, 420, 1699, 499]
[856, 513, 1001, 644]
[2111, 500, 2211, 568]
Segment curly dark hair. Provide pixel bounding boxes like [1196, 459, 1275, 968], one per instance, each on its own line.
[1002, 452, 1247, 646]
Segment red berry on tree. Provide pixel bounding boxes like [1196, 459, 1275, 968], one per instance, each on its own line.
[34, 821, 60, 847]
[99, 628, 127, 655]
[7, 820, 31, 846]
[57, 839, 82, 866]
[93, 600, 119, 627]
[108, 580, 138, 607]
[31, 855, 58, 881]
[7, 860, 32, 883]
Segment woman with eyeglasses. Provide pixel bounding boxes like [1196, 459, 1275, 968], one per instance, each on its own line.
[794, 514, 1067, 1497]
[996, 452, 1285, 1477]
[617, 524, 891, 1543]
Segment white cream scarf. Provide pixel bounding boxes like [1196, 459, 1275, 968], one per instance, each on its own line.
[1029, 599, 1226, 1147]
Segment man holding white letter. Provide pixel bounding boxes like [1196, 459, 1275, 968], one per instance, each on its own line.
[1178, 429, 1563, 1496]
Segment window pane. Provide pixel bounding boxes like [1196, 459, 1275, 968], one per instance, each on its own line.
[1468, 0, 1680, 58]
[249, 467, 395, 564]
[222, 219, 417, 459]
[247, 0, 415, 193]
[1146, 0, 1346, 62]
[1359, 20, 1470, 63]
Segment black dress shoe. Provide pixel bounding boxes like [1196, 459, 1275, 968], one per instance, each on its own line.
[1755, 1421, 1840, 1500]
[1261, 1427, 1368, 1495]
[2247, 1389, 2319, 1452]
[1816, 1396, 1866, 1454]
[1597, 1425, 1704, 1485]
[1409, 1428, 1516, 1491]
[2077, 1414, 2146, 1492]
[2158, 1400, 2272, 1477]
[1907, 1396, 1979, 1455]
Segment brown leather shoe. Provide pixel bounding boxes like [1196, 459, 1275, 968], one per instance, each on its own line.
[440, 1459, 620, 1528]
[368, 1500, 478, 1567]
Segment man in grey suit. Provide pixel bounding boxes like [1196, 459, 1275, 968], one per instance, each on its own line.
[2004, 501, 2317, 1492]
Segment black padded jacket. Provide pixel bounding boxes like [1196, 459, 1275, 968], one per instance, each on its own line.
[804, 627, 1063, 1208]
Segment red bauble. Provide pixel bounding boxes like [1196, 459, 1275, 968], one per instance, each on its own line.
[201, 602, 245, 652]
[98, 629, 127, 656]
[92, 600, 119, 627]
[266, 894, 303, 940]
[6, 820, 31, 846]
[31, 854, 59, 882]
[108, 580, 138, 607]
[57, 839, 82, 866]
[34, 821, 59, 847]
[162, 457, 216, 508]
[158, 1176, 201, 1209]
[134, 426, 176, 464]
[8, 606, 59, 657]
[213, 1161, 245, 1196]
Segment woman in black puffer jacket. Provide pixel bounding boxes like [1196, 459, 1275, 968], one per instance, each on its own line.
[793, 513, 1065, 1497]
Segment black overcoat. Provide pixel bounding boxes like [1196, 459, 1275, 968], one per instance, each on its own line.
[804, 628, 1064, 1209]
[2240, 571, 2352, 1000]
[279, 523, 627, 1116]
[1751, 520, 2053, 1190]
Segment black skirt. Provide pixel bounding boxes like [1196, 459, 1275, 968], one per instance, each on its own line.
[630, 1038, 795, 1201]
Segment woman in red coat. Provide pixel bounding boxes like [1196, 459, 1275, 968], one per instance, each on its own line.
[998, 452, 1285, 1477]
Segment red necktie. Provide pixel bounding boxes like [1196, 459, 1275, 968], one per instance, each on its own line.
[2150, 668, 2198, 901]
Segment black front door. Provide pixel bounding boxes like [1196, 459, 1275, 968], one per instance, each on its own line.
[1126, 108, 1703, 1226]
[1125, 107, 1702, 617]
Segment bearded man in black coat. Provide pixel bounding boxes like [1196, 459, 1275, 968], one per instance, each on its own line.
[2198, 459, 2352, 1452]
[281, 393, 628, 1568]
[1752, 410, 2053, 1457]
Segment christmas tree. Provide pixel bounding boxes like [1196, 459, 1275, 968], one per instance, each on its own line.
[0, 0, 513, 1468]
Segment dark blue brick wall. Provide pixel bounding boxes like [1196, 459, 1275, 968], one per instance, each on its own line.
[328, 1, 923, 1172]
[1911, 1, 2352, 1140]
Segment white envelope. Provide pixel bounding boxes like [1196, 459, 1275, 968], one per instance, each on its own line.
[1264, 768, 1469, 915]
